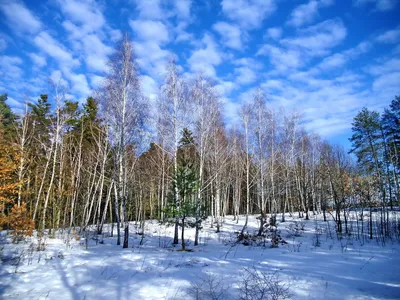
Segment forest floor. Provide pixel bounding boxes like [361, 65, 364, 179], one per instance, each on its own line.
[1, 213, 399, 300]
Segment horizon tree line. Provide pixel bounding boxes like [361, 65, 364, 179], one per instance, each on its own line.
[0, 35, 398, 247]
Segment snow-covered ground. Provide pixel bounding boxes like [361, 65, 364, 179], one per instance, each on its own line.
[1, 213, 399, 299]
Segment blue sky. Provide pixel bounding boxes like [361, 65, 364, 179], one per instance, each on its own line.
[0, 0, 399, 149]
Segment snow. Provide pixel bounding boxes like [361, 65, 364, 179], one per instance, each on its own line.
[1, 214, 399, 299]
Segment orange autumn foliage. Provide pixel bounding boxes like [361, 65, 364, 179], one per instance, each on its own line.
[0, 129, 21, 230]
[8, 202, 35, 242]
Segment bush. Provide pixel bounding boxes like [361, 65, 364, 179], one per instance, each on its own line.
[238, 267, 291, 300]
[190, 273, 230, 300]
[8, 203, 34, 243]
[287, 221, 305, 237]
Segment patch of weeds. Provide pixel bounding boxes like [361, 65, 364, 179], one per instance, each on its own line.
[238, 267, 291, 300]
[190, 272, 231, 300]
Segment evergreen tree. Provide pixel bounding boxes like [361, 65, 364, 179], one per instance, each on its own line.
[83, 96, 99, 123]
[381, 96, 400, 207]
[0, 93, 17, 139]
[28, 94, 51, 144]
[349, 108, 383, 174]
[166, 128, 199, 250]
[349, 107, 390, 213]
[382, 96, 400, 169]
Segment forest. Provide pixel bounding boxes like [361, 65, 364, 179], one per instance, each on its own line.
[1, 36, 399, 247]
[0, 36, 399, 299]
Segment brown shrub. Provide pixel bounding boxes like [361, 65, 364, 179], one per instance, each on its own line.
[8, 202, 35, 242]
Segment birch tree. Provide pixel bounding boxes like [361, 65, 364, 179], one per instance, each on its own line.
[99, 35, 145, 248]
[159, 59, 188, 245]
[240, 104, 252, 236]
[15, 103, 32, 207]
[191, 75, 222, 242]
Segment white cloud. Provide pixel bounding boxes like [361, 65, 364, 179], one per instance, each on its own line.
[140, 74, 159, 119]
[86, 56, 107, 73]
[89, 75, 105, 88]
[215, 80, 236, 96]
[50, 70, 68, 87]
[57, 0, 104, 34]
[281, 19, 347, 56]
[233, 57, 261, 68]
[334, 72, 364, 85]
[135, 0, 164, 20]
[317, 41, 371, 70]
[175, 30, 194, 43]
[82, 34, 113, 72]
[235, 67, 257, 85]
[265, 27, 282, 40]
[57, 0, 113, 73]
[253, 65, 382, 138]
[129, 20, 169, 44]
[257, 45, 303, 72]
[28, 53, 47, 68]
[174, 0, 192, 20]
[172, 0, 193, 43]
[0, 55, 23, 79]
[287, 1, 319, 27]
[318, 53, 346, 70]
[287, 0, 334, 27]
[261, 79, 284, 91]
[258, 19, 348, 75]
[305, 117, 351, 137]
[175, 25, 194, 43]
[63, 20, 85, 41]
[368, 58, 400, 75]
[188, 34, 222, 77]
[345, 41, 371, 56]
[62, 69, 92, 99]
[34, 32, 80, 68]
[288, 70, 328, 87]
[221, 0, 277, 29]
[140, 75, 158, 100]
[109, 29, 122, 42]
[6, 96, 24, 109]
[129, 18, 171, 79]
[371, 71, 400, 102]
[354, 0, 397, 11]
[372, 72, 400, 92]
[213, 22, 243, 50]
[376, 27, 400, 43]
[232, 58, 261, 85]
[135, 41, 171, 79]
[131, 1, 192, 46]
[140, 75, 159, 108]
[0, 0, 41, 34]
[220, 96, 241, 125]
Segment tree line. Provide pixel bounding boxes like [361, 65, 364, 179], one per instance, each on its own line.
[0, 36, 398, 247]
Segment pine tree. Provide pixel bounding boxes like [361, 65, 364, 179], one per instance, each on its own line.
[349, 108, 383, 174]
[382, 96, 400, 168]
[28, 94, 51, 141]
[166, 129, 199, 250]
[0, 93, 17, 139]
[350, 107, 390, 230]
[381, 96, 400, 208]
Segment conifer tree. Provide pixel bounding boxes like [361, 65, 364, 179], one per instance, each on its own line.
[0, 93, 17, 139]
[176, 129, 198, 250]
